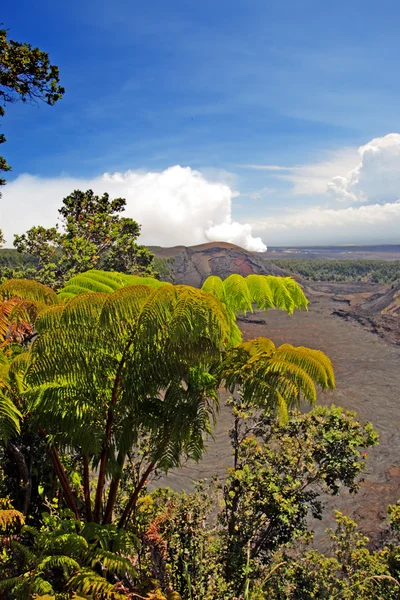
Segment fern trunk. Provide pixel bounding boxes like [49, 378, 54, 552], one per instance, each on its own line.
[118, 459, 156, 529]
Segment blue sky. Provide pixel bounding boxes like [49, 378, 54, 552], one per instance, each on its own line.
[2, 0, 400, 248]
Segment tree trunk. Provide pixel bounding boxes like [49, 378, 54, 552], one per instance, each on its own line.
[48, 446, 80, 519]
[83, 454, 92, 522]
[102, 450, 126, 524]
[38, 426, 80, 519]
[93, 340, 132, 522]
[6, 441, 31, 515]
[118, 459, 156, 529]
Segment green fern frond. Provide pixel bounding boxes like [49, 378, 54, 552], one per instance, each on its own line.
[31, 576, 54, 596]
[222, 338, 334, 419]
[10, 539, 37, 566]
[90, 549, 136, 578]
[0, 390, 22, 442]
[201, 273, 309, 318]
[0, 576, 29, 594]
[68, 568, 126, 599]
[276, 344, 335, 389]
[0, 503, 24, 530]
[201, 275, 225, 303]
[275, 391, 289, 425]
[0, 279, 60, 305]
[37, 554, 80, 573]
[241, 337, 276, 356]
[47, 532, 89, 557]
[245, 274, 275, 310]
[59, 269, 167, 299]
[221, 274, 253, 315]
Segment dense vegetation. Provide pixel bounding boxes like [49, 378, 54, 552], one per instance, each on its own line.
[271, 259, 400, 284]
[2, 268, 400, 598]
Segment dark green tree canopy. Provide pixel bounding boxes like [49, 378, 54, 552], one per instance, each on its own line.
[0, 26, 64, 188]
[14, 189, 155, 287]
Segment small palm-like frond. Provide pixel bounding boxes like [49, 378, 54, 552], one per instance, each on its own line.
[0, 298, 44, 345]
[0, 576, 29, 596]
[220, 274, 253, 315]
[241, 337, 276, 356]
[245, 274, 275, 310]
[0, 358, 22, 441]
[47, 531, 89, 557]
[68, 568, 126, 599]
[201, 275, 225, 303]
[276, 344, 335, 389]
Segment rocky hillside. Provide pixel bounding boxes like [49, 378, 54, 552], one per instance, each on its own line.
[359, 282, 400, 316]
[152, 242, 288, 287]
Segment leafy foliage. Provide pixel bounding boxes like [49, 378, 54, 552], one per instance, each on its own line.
[0, 26, 64, 190]
[218, 403, 378, 594]
[127, 405, 378, 599]
[0, 280, 62, 513]
[1, 265, 386, 598]
[266, 511, 400, 599]
[14, 189, 156, 287]
[0, 271, 332, 529]
[21, 282, 233, 523]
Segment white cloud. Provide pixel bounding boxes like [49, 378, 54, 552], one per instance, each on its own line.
[327, 133, 400, 203]
[246, 133, 400, 244]
[243, 149, 360, 195]
[1, 165, 267, 252]
[247, 133, 400, 203]
[252, 201, 400, 245]
[205, 221, 266, 252]
[255, 200, 400, 230]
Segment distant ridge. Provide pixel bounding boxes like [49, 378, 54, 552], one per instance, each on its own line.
[152, 242, 288, 286]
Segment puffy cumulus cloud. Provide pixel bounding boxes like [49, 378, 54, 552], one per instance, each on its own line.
[1, 165, 267, 252]
[327, 133, 400, 203]
[247, 133, 400, 244]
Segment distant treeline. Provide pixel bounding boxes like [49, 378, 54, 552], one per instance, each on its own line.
[0, 249, 38, 268]
[271, 259, 400, 284]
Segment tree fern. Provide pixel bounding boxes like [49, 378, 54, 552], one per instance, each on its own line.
[4, 271, 333, 526]
[19, 283, 233, 523]
[221, 337, 335, 424]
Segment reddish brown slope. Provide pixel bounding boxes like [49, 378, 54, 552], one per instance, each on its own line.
[153, 242, 288, 286]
